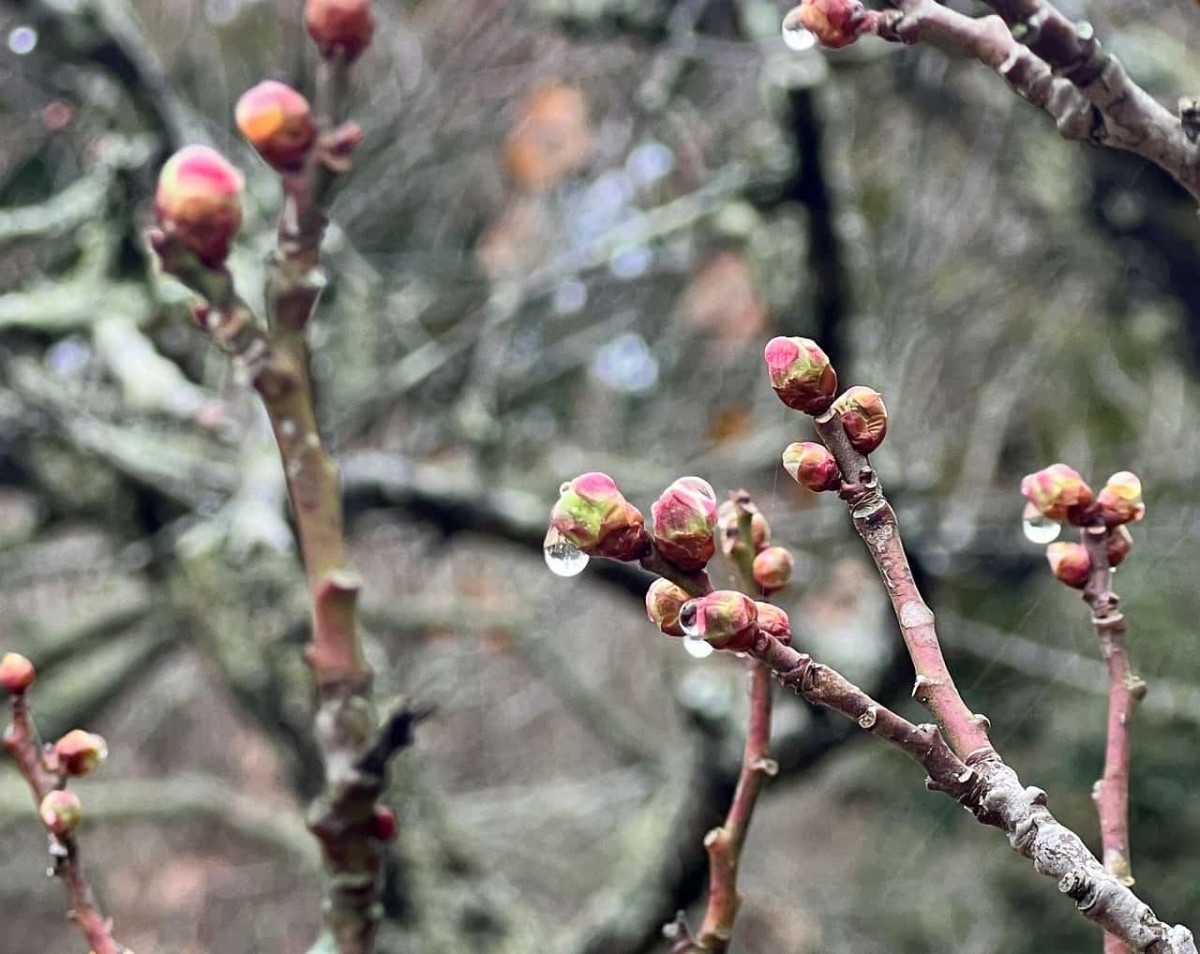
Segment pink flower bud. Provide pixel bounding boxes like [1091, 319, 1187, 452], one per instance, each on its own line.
[833, 386, 888, 455]
[763, 337, 838, 415]
[1095, 471, 1145, 527]
[782, 441, 841, 492]
[236, 81, 317, 172]
[754, 603, 791, 645]
[1046, 542, 1091, 589]
[39, 790, 83, 839]
[783, 0, 868, 49]
[550, 472, 648, 561]
[369, 805, 399, 842]
[155, 145, 244, 266]
[680, 591, 759, 651]
[717, 499, 770, 557]
[753, 547, 794, 591]
[645, 579, 691, 637]
[651, 478, 717, 570]
[52, 730, 108, 777]
[1107, 525, 1133, 568]
[0, 652, 34, 694]
[1021, 464, 1094, 523]
[305, 0, 375, 61]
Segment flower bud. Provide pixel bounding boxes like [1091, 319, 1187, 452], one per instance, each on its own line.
[754, 603, 791, 645]
[1046, 542, 1090, 589]
[782, 441, 840, 492]
[155, 145, 244, 266]
[39, 790, 83, 839]
[763, 337, 838, 415]
[1095, 471, 1145, 527]
[784, 0, 868, 50]
[646, 579, 691, 637]
[753, 547, 794, 591]
[0, 652, 34, 694]
[679, 591, 758, 651]
[717, 500, 770, 557]
[369, 805, 398, 842]
[651, 478, 718, 570]
[550, 472, 648, 561]
[1021, 464, 1094, 523]
[52, 730, 108, 777]
[236, 81, 317, 172]
[1107, 525, 1133, 568]
[305, 0, 375, 61]
[833, 387, 888, 455]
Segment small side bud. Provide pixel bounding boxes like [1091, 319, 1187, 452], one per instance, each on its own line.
[1095, 471, 1145, 527]
[1046, 542, 1090, 589]
[52, 730, 108, 778]
[236, 81, 317, 172]
[0, 652, 35, 694]
[369, 805, 399, 842]
[763, 337, 838, 415]
[782, 441, 841, 492]
[833, 386, 888, 455]
[651, 478, 718, 570]
[550, 472, 648, 561]
[784, 0, 868, 50]
[305, 0, 375, 61]
[155, 145, 244, 266]
[39, 790, 83, 839]
[754, 603, 792, 645]
[717, 499, 770, 557]
[679, 591, 758, 651]
[646, 579, 691, 637]
[752, 547, 794, 592]
[1021, 464, 1095, 523]
[1107, 525, 1133, 568]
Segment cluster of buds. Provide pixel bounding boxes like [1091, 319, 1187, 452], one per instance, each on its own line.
[783, 0, 871, 50]
[651, 477, 718, 570]
[550, 472, 649, 561]
[716, 495, 795, 595]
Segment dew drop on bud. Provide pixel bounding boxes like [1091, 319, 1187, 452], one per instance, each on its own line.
[1022, 502, 1061, 544]
[543, 528, 589, 577]
[781, 19, 817, 51]
[683, 635, 715, 659]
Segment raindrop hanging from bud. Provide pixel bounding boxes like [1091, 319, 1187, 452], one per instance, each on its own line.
[543, 528, 589, 577]
[1022, 501, 1061, 544]
[683, 635, 715, 659]
[781, 18, 817, 50]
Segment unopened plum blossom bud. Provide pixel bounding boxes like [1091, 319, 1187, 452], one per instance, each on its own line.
[1046, 542, 1090, 589]
[550, 472, 648, 561]
[652, 478, 717, 570]
[753, 547, 794, 591]
[155, 145, 244, 266]
[754, 603, 791, 645]
[834, 387, 888, 455]
[0, 652, 34, 694]
[679, 591, 758, 651]
[763, 337, 838, 415]
[782, 441, 840, 492]
[646, 579, 691, 637]
[305, 0, 375, 61]
[1107, 525, 1133, 568]
[369, 805, 398, 842]
[1021, 464, 1094, 523]
[53, 730, 108, 777]
[1096, 471, 1145, 527]
[236, 81, 317, 172]
[784, 0, 868, 50]
[39, 790, 83, 839]
[717, 499, 770, 557]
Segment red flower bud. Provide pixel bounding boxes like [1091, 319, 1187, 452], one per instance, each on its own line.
[1021, 464, 1094, 523]
[0, 652, 34, 694]
[369, 805, 399, 842]
[782, 441, 841, 492]
[717, 499, 770, 557]
[645, 579, 691, 637]
[155, 145, 244, 266]
[236, 81, 317, 172]
[651, 478, 717, 570]
[783, 0, 868, 50]
[39, 790, 83, 839]
[834, 386, 888, 455]
[752, 547, 794, 591]
[1107, 525, 1133, 568]
[52, 730, 108, 777]
[305, 0, 375, 61]
[1046, 542, 1090, 589]
[679, 591, 758, 651]
[754, 603, 791, 645]
[550, 472, 648, 561]
[1095, 471, 1144, 527]
[763, 337, 838, 415]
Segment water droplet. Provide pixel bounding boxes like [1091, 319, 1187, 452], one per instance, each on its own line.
[683, 635, 715, 659]
[559, 481, 572, 495]
[782, 19, 816, 51]
[1022, 502, 1061, 544]
[543, 530, 589, 577]
[8, 26, 37, 56]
